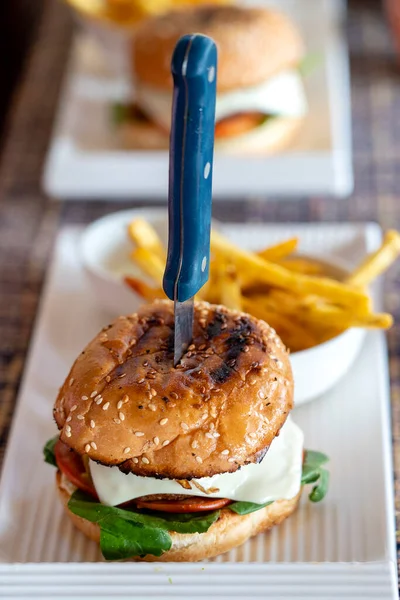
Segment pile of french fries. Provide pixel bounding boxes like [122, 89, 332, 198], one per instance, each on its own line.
[124, 219, 400, 352]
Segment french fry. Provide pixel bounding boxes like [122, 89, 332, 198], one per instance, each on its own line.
[242, 298, 318, 351]
[219, 266, 243, 311]
[345, 230, 400, 287]
[124, 276, 164, 300]
[128, 219, 166, 261]
[130, 247, 164, 284]
[257, 237, 298, 261]
[211, 231, 370, 312]
[277, 257, 323, 275]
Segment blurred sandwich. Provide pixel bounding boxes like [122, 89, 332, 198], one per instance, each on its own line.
[115, 4, 307, 153]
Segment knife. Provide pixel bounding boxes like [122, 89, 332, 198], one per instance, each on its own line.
[163, 34, 217, 366]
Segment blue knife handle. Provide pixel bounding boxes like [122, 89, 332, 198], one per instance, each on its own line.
[163, 34, 217, 302]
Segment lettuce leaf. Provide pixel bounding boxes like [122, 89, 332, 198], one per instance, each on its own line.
[68, 489, 219, 560]
[43, 435, 58, 467]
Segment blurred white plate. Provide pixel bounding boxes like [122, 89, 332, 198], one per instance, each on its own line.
[42, 0, 352, 199]
[0, 221, 397, 599]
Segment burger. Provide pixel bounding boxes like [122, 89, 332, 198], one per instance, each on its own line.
[114, 4, 308, 154]
[44, 300, 329, 561]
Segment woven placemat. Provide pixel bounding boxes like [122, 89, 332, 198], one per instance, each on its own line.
[0, 0, 399, 578]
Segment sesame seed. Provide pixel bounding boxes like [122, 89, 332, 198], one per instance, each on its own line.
[181, 422, 189, 431]
[135, 431, 144, 437]
[77, 415, 84, 420]
[95, 394, 102, 402]
[90, 420, 95, 428]
[186, 352, 193, 358]
[228, 457, 236, 463]
[65, 430, 71, 438]
[133, 457, 139, 463]
[147, 373, 156, 379]
[85, 444, 91, 453]
[65, 425, 71, 432]
[91, 442, 97, 450]
[81, 395, 88, 400]
[154, 436, 159, 445]
[90, 391, 97, 398]
[105, 376, 111, 383]
[150, 388, 157, 397]
[119, 412, 125, 421]
[123, 395, 129, 403]
[258, 391, 264, 399]
[143, 360, 149, 367]
[118, 373, 126, 378]
[170, 392, 178, 400]
[142, 457, 150, 464]
[70, 405, 77, 412]
[221, 449, 229, 455]
[138, 378, 145, 384]
[69, 378, 74, 386]
[66, 416, 72, 423]
[124, 447, 130, 454]
[147, 392, 152, 400]
[113, 418, 121, 424]
[199, 344, 206, 350]
[117, 400, 123, 410]
[213, 432, 220, 438]
[188, 344, 195, 351]
[249, 432, 257, 438]
[148, 404, 156, 411]
[160, 418, 168, 426]
[102, 402, 110, 411]
[191, 440, 198, 449]
[243, 346, 249, 353]
[205, 432, 214, 439]
[196, 456, 203, 464]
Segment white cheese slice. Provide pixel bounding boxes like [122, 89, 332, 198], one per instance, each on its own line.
[136, 70, 307, 131]
[89, 418, 304, 507]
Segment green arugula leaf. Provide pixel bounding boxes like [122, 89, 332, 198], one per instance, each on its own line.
[303, 450, 329, 469]
[309, 468, 329, 503]
[111, 102, 131, 125]
[298, 52, 322, 78]
[68, 490, 219, 560]
[229, 500, 273, 516]
[43, 436, 58, 467]
[99, 517, 171, 560]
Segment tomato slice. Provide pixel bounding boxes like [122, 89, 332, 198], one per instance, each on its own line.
[55, 440, 98, 499]
[135, 496, 232, 513]
[215, 112, 266, 138]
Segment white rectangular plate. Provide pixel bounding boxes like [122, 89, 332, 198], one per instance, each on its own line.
[42, 0, 352, 199]
[0, 221, 397, 599]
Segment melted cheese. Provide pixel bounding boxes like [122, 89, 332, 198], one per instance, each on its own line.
[136, 70, 307, 131]
[89, 418, 303, 507]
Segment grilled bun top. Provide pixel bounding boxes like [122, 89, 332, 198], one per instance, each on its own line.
[133, 5, 304, 92]
[54, 300, 293, 479]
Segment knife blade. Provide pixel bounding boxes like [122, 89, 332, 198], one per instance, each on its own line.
[163, 34, 217, 366]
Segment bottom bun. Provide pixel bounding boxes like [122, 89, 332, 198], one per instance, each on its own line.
[116, 115, 303, 155]
[56, 472, 301, 562]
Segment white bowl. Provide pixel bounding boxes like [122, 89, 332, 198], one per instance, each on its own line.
[81, 209, 366, 405]
[80, 208, 168, 317]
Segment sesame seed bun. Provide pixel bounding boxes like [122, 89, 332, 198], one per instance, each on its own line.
[116, 114, 303, 154]
[56, 471, 301, 562]
[54, 300, 293, 480]
[133, 5, 305, 92]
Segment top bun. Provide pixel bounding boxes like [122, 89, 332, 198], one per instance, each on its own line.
[54, 300, 293, 479]
[133, 5, 305, 92]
